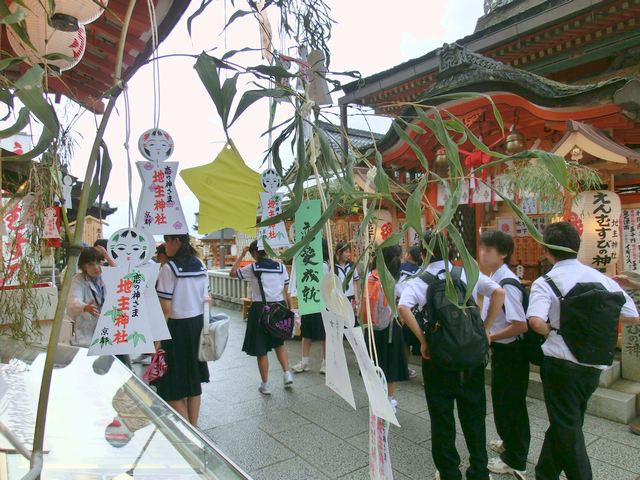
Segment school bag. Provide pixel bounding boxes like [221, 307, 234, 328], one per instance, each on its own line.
[499, 278, 544, 366]
[419, 266, 488, 370]
[361, 271, 394, 331]
[544, 275, 625, 365]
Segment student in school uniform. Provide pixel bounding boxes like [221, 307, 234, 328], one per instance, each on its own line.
[293, 240, 330, 374]
[364, 244, 409, 410]
[398, 230, 505, 480]
[334, 241, 360, 314]
[231, 240, 294, 395]
[478, 231, 530, 478]
[155, 235, 210, 427]
[527, 222, 639, 480]
[396, 245, 423, 379]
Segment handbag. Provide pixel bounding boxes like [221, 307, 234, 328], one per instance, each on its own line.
[198, 283, 231, 362]
[142, 349, 167, 383]
[256, 271, 295, 340]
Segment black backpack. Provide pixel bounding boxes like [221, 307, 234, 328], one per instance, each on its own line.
[499, 278, 544, 366]
[544, 275, 625, 366]
[419, 266, 488, 370]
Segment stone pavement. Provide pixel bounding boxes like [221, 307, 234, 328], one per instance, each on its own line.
[198, 307, 640, 480]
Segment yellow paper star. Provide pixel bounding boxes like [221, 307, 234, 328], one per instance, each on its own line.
[180, 141, 262, 235]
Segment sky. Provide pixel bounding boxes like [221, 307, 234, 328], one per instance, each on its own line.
[65, 0, 485, 237]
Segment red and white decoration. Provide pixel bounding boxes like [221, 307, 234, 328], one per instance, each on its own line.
[134, 128, 188, 235]
[50, 0, 108, 29]
[257, 169, 290, 249]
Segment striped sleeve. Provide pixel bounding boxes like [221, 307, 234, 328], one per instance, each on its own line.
[156, 263, 175, 300]
[237, 264, 254, 280]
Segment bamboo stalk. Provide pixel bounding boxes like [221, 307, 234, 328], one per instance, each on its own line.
[29, 1, 138, 475]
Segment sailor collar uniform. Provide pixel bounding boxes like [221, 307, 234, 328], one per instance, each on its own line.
[238, 259, 289, 302]
[157, 255, 207, 320]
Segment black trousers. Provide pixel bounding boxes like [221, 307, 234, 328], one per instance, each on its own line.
[535, 356, 600, 480]
[423, 360, 489, 480]
[491, 341, 530, 471]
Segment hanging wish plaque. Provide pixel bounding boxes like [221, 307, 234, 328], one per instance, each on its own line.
[257, 169, 290, 250]
[135, 128, 188, 234]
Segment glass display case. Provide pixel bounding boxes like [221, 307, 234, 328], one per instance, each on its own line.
[0, 343, 250, 479]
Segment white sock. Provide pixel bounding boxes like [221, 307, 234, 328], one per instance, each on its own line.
[301, 357, 310, 365]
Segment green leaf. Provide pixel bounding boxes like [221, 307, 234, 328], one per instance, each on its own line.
[186, 0, 214, 37]
[219, 73, 239, 128]
[392, 121, 429, 171]
[0, 57, 25, 72]
[230, 87, 290, 126]
[194, 52, 225, 128]
[2, 66, 59, 162]
[0, 7, 25, 24]
[490, 185, 577, 254]
[313, 124, 346, 183]
[0, 107, 29, 139]
[373, 151, 390, 195]
[127, 332, 146, 347]
[87, 141, 112, 209]
[447, 223, 479, 303]
[248, 64, 296, 79]
[406, 176, 427, 235]
[375, 245, 398, 316]
[224, 8, 252, 30]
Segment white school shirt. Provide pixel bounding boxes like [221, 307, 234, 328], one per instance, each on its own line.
[335, 262, 359, 297]
[482, 264, 526, 344]
[526, 259, 638, 369]
[395, 262, 420, 299]
[398, 260, 500, 310]
[157, 258, 208, 320]
[237, 260, 289, 302]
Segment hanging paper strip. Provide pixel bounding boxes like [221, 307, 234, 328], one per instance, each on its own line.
[294, 200, 325, 315]
[43, 206, 61, 248]
[257, 191, 290, 249]
[369, 368, 393, 480]
[1, 194, 36, 286]
[321, 308, 356, 409]
[622, 209, 640, 272]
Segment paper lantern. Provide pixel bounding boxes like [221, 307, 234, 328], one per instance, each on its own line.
[368, 209, 393, 243]
[7, 0, 86, 73]
[570, 190, 621, 270]
[50, 0, 109, 31]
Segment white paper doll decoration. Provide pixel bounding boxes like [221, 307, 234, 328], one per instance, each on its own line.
[257, 169, 290, 249]
[261, 168, 282, 194]
[107, 227, 155, 267]
[89, 227, 170, 356]
[134, 128, 188, 234]
[61, 174, 74, 211]
[138, 128, 174, 162]
[43, 207, 60, 239]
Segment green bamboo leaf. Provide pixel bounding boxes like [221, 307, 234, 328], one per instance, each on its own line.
[220, 73, 239, 128]
[392, 122, 429, 171]
[223, 8, 252, 30]
[0, 107, 29, 139]
[0, 7, 25, 24]
[420, 92, 504, 133]
[186, 0, 214, 37]
[448, 223, 479, 303]
[0, 57, 24, 72]
[374, 151, 390, 195]
[406, 176, 427, 234]
[230, 87, 290, 127]
[375, 245, 398, 316]
[87, 141, 112, 209]
[2, 66, 59, 161]
[490, 185, 576, 254]
[194, 52, 225, 128]
[248, 64, 296, 79]
[313, 124, 346, 183]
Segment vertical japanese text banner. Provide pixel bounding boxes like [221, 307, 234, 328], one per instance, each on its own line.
[295, 200, 325, 315]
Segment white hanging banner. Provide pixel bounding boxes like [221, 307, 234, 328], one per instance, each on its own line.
[344, 326, 399, 426]
[257, 169, 290, 250]
[134, 128, 188, 234]
[321, 309, 356, 409]
[471, 178, 492, 204]
[622, 209, 640, 272]
[369, 368, 393, 480]
[42, 207, 61, 240]
[1, 194, 36, 286]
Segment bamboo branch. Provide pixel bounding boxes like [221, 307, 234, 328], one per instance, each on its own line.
[29, 0, 138, 475]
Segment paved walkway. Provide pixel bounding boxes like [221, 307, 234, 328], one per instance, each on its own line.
[199, 307, 640, 480]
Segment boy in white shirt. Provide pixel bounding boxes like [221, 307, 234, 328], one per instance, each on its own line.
[399, 230, 505, 480]
[527, 222, 639, 480]
[479, 231, 529, 478]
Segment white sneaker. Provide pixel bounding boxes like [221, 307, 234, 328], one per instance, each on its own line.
[283, 370, 294, 388]
[259, 382, 272, 395]
[320, 360, 326, 375]
[488, 439, 505, 454]
[291, 361, 310, 373]
[487, 458, 525, 477]
[435, 470, 493, 480]
[408, 367, 418, 379]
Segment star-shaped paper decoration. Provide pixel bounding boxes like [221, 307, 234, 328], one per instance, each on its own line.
[180, 141, 262, 235]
